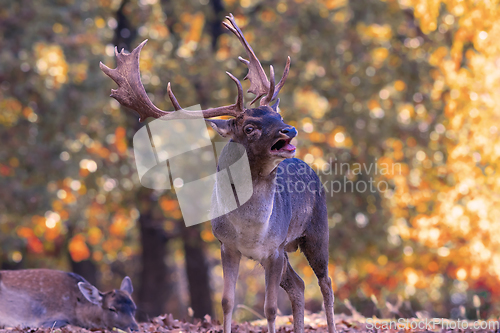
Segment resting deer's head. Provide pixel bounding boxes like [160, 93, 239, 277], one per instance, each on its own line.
[100, 14, 295, 175]
[78, 276, 138, 331]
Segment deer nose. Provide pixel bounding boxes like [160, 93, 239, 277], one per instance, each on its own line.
[280, 127, 297, 138]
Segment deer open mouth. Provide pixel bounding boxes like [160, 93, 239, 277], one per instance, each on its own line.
[271, 138, 296, 153]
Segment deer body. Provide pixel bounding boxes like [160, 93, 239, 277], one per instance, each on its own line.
[209, 110, 335, 333]
[100, 13, 336, 333]
[213, 158, 323, 262]
[0, 269, 138, 330]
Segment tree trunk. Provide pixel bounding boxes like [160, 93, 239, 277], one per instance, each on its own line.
[112, 0, 173, 321]
[182, 224, 213, 318]
[137, 196, 172, 321]
[70, 259, 98, 286]
[209, 0, 225, 50]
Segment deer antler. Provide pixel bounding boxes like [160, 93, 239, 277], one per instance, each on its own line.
[100, 40, 244, 122]
[223, 14, 291, 107]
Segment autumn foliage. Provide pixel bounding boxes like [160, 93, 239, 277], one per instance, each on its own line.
[1, 0, 500, 322]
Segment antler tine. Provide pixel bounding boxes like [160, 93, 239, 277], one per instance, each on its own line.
[261, 65, 275, 106]
[188, 72, 245, 118]
[223, 13, 291, 108]
[271, 56, 291, 102]
[223, 14, 270, 105]
[175, 72, 244, 118]
[100, 40, 245, 121]
[226, 72, 245, 112]
[167, 82, 182, 111]
[167, 76, 243, 117]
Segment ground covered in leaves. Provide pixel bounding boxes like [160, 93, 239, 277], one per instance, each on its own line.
[1, 313, 499, 332]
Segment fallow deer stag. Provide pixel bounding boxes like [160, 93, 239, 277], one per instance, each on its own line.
[0, 269, 138, 330]
[100, 14, 336, 333]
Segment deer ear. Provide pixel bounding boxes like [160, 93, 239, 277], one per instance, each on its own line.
[120, 276, 133, 295]
[78, 282, 103, 305]
[271, 98, 280, 113]
[206, 119, 234, 138]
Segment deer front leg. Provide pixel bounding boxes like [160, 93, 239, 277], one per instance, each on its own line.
[263, 251, 286, 333]
[221, 244, 241, 333]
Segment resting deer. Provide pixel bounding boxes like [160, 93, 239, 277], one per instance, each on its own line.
[0, 269, 138, 330]
[100, 14, 336, 333]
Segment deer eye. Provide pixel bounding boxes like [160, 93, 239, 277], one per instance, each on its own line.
[244, 126, 254, 134]
[109, 307, 117, 312]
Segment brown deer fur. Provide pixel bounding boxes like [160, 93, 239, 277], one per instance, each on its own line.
[0, 269, 138, 330]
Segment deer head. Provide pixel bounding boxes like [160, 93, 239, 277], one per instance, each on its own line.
[100, 14, 295, 176]
[78, 276, 138, 331]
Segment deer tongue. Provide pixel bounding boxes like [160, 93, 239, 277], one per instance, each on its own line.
[272, 138, 296, 152]
[283, 142, 296, 151]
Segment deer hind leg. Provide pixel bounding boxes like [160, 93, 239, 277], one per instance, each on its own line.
[302, 235, 337, 333]
[280, 254, 305, 333]
[221, 245, 241, 333]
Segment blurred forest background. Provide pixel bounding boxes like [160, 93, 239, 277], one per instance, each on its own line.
[1, 0, 500, 323]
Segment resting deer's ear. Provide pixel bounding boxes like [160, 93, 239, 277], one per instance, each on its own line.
[78, 282, 103, 305]
[206, 119, 234, 138]
[120, 276, 133, 295]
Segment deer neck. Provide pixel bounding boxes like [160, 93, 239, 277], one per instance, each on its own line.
[75, 303, 105, 329]
[233, 160, 280, 226]
[242, 148, 281, 206]
[250, 169, 278, 205]
[214, 142, 283, 226]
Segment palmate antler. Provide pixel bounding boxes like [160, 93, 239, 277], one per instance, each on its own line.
[99, 14, 290, 121]
[223, 14, 290, 106]
[99, 41, 244, 122]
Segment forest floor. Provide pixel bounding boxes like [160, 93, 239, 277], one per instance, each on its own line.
[1, 312, 499, 332]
